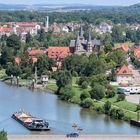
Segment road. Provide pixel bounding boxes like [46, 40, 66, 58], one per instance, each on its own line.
[8, 135, 140, 140]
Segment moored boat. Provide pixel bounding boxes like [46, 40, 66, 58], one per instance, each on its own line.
[12, 111, 50, 131]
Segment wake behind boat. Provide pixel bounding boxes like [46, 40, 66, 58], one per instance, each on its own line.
[12, 111, 50, 131]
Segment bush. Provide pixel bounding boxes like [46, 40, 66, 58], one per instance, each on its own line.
[90, 84, 105, 100]
[59, 85, 75, 101]
[109, 108, 124, 119]
[71, 96, 81, 104]
[106, 85, 116, 98]
[80, 98, 93, 108]
[78, 76, 88, 86]
[0, 130, 7, 140]
[80, 91, 91, 101]
[117, 94, 125, 102]
[81, 81, 88, 89]
[103, 101, 111, 114]
[136, 104, 140, 111]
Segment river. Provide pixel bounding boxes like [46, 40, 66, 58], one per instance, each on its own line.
[0, 82, 140, 135]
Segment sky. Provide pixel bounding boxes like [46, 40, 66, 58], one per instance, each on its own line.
[0, 0, 140, 6]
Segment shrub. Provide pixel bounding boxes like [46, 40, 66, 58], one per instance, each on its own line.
[136, 104, 140, 111]
[80, 98, 93, 108]
[90, 84, 105, 100]
[78, 76, 88, 86]
[109, 108, 124, 119]
[0, 130, 7, 140]
[81, 81, 88, 89]
[80, 91, 91, 101]
[117, 94, 125, 102]
[106, 85, 116, 98]
[103, 101, 111, 114]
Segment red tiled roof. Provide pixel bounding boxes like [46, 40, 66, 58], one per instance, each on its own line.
[16, 22, 39, 27]
[117, 64, 132, 75]
[114, 43, 129, 52]
[0, 27, 12, 33]
[28, 49, 45, 56]
[134, 48, 140, 59]
[46, 47, 70, 59]
[32, 57, 38, 64]
[15, 57, 21, 65]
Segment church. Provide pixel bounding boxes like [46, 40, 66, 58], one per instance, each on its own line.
[70, 27, 102, 54]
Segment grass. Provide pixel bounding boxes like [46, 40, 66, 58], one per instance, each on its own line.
[101, 95, 137, 112]
[44, 83, 58, 92]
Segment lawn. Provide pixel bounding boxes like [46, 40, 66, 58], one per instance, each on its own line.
[101, 95, 137, 112]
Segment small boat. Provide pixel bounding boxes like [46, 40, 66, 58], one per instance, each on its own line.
[12, 111, 50, 131]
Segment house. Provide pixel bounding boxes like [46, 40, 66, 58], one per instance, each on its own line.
[27, 49, 45, 56]
[41, 75, 49, 85]
[99, 22, 112, 33]
[0, 27, 13, 37]
[70, 27, 102, 54]
[134, 48, 140, 59]
[114, 43, 129, 53]
[46, 46, 70, 60]
[116, 64, 133, 86]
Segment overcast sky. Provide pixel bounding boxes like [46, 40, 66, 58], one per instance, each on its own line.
[0, 0, 140, 6]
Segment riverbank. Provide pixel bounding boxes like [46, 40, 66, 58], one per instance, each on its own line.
[0, 72, 138, 123]
[7, 135, 140, 140]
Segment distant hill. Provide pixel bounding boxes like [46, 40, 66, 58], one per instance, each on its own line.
[0, 3, 140, 13]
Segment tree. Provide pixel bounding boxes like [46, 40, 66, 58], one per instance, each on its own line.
[80, 91, 91, 101]
[59, 85, 75, 101]
[56, 70, 72, 92]
[80, 98, 93, 108]
[26, 32, 33, 44]
[110, 108, 124, 119]
[104, 44, 113, 53]
[7, 34, 21, 50]
[90, 84, 105, 100]
[117, 94, 125, 102]
[6, 65, 21, 77]
[106, 85, 116, 98]
[103, 101, 111, 114]
[0, 130, 7, 140]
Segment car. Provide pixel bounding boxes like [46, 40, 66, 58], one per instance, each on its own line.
[66, 133, 79, 137]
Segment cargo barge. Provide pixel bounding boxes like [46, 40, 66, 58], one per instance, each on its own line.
[12, 111, 50, 131]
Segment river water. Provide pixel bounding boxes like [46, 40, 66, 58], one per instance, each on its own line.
[0, 82, 140, 134]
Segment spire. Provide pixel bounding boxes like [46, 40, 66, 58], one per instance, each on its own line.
[88, 32, 91, 42]
[79, 26, 84, 38]
[76, 34, 80, 46]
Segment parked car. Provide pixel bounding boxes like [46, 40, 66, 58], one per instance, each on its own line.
[66, 133, 79, 137]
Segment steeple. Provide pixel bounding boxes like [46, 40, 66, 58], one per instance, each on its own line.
[87, 32, 93, 52]
[79, 26, 84, 39]
[75, 34, 80, 51]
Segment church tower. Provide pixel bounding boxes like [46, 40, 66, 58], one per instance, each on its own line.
[75, 34, 81, 52]
[79, 26, 84, 40]
[87, 32, 93, 52]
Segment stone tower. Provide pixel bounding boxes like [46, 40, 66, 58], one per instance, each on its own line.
[87, 32, 93, 52]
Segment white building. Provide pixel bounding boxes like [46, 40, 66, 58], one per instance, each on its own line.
[116, 64, 133, 86]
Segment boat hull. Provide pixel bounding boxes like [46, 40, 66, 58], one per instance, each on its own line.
[12, 114, 50, 131]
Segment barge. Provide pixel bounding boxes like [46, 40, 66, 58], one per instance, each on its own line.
[12, 111, 50, 131]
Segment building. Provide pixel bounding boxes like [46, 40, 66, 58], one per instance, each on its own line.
[46, 46, 70, 60]
[114, 43, 129, 53]
[41, 75, 49, 85]
[116, 64, 133, 86]
[70, 27, 102, 54]
[99, 22, 112, 33]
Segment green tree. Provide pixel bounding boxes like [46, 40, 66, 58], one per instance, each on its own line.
[7, 34, 21, 50]
[6, 65, 21, 77]
[80, 98, 93, 108]
[90, 84, 105, 100]
[56, 70, 72, 92]
[103, 101, 111, 114]
[80, 91, 91, 101]
[0, 130, 7, 140]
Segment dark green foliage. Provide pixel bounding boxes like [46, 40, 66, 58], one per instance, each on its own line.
[90, 84, 105, 100]
[117, 94, 126, 102]
[80, 91, 91, 101]
[109, 108, 124, 119]
[103, 101, 111, 114]
[0, 130, 7, 140]
[56, 70, 72, 92]
[80, 98, 93, 108]
[106, 85, 116, 98]
[6, 64, 22, 77]
[7, 34, 21, 50]
[136, 104, 140, 111]
[59, 85, 75, 101]
[81, 81, 88, 89]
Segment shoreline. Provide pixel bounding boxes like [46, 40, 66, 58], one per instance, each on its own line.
[7, 135, 140, 140]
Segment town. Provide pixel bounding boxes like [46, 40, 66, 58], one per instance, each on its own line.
[1, 2, 140, 140]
